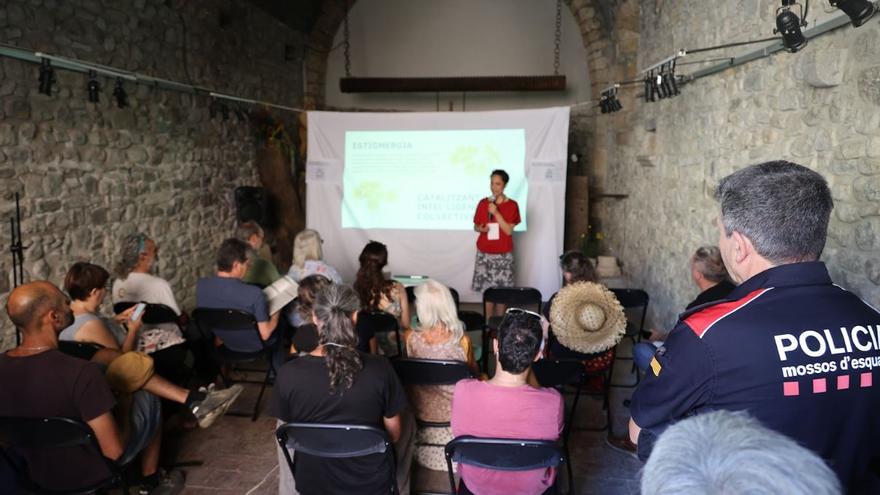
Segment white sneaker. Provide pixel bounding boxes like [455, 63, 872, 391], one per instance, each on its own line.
[190, 384, 244, 428]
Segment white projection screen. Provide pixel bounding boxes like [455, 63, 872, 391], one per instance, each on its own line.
[306, 107, 570, 303]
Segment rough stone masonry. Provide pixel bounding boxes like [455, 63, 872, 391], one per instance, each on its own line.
[0, 0, 305, 350]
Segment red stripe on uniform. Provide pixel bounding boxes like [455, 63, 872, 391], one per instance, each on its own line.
[684, 288, 773, 339]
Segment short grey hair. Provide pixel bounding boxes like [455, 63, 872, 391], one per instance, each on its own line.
[641, 410, 841, 495]
[715, 161, 832, 264]
[691, 246, 727, 283]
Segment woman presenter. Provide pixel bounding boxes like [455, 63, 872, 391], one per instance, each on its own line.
[471, 169, 521, 317]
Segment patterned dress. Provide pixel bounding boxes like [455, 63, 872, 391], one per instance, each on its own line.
[406, 330, 468, 471]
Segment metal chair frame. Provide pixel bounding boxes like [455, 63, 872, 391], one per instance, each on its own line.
[275, 422, 398, 495]
[0, 416, 127, 495]
[444, 436, 564, 495]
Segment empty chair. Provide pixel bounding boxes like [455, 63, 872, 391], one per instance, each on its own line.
[609, 288, 649, 387]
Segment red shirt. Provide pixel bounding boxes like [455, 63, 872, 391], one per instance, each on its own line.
[473, 197, 521, 254]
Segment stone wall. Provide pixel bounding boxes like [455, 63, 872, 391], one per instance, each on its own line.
[0, 0, 305, 350]
[598, 0, 880, 329]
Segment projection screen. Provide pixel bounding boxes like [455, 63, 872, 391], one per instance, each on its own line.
[306, 107, 569, 302]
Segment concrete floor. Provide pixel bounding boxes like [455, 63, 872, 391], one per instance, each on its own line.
[163, 342, 644, 495]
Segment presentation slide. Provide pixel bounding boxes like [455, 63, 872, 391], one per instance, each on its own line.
[341, 129, 528, 231]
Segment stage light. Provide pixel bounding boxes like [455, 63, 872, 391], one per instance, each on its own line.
[113, 77, 128, 108]
[38, 58, 55, 96]
[830, 0, 875, 27]
[87, 70, 100, 103]
[775, 0, 808, 53]
[599, 86, 622, 114]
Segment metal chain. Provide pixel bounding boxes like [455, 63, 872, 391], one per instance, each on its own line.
[554, 0, 562, 75]
[344, 0, 351, 77]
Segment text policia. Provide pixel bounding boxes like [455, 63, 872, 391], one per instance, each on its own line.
[774, 324, 880, 378]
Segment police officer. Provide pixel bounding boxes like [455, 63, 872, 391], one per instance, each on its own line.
[629, 161, 880, 493]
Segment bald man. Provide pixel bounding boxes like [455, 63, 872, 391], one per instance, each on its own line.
[1, 282, 165, 492]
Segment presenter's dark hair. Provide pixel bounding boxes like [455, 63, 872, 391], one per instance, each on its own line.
[354, 241, 392, 310]
[491, 169, 509, 184]
[64, 262, 110, 301]
[715, 160, 832, 264]
[216, 238, 251, 272]
[497, 312, 542, 374]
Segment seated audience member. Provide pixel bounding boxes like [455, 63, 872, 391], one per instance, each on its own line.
[641, 410, 840, 495]
[196, 239, 281, 353]
[287, 229, 342, 283]
[61, 262, 243, 428]
[544, 250, 602, 360]
[269, 284, 412, 495]
[236, 220, 281, 287]
[112, 233, 189, 384]
[354, 240, 410, 354]
[1, 282, 178, 492]
[404, 280, 478, 471]
[629, 162, 880, 492]
[632, 245, 735, 372]
[287, 274, 332, 355]
[451, 310, 564, 495]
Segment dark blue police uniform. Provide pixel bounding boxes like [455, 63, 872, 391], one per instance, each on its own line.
[631, 262, 880, 493]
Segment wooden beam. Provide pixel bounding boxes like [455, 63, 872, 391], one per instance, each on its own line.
[340, 75, 566, 93]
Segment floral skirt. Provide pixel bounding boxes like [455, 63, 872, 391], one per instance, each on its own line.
[471, 251, 515, 292]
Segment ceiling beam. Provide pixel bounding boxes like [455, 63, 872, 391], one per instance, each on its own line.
[340, 75, 566, 93]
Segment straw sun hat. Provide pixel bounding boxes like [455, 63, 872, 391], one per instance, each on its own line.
[549, 281, 626, 355]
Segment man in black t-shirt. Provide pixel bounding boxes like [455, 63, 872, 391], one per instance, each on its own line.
[0, 282, 160, 491]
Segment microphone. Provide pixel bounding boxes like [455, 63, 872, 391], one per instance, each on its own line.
[488, 196, 496, 221]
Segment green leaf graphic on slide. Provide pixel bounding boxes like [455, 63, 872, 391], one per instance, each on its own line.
[450, 145, 501, 176]
[353, 181, 398, 210]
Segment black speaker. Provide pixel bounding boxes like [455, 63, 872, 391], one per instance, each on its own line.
[234, 186, 272, 228]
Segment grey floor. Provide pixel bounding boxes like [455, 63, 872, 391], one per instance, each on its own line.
[165, 341, 643, 495]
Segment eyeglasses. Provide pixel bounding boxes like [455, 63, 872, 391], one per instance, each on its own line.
[504, 307, 543, 320]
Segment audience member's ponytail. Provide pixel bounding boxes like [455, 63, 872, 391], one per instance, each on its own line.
[313, 284, 363, 392]
[354, 241, 390, 310]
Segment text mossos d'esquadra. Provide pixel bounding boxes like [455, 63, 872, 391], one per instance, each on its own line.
[775, 325, 880, 377]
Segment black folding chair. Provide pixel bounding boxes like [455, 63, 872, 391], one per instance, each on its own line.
[113, 301, 179, 325]
[276, 422, 398, 495]
[444, 436, 564, 495]
[357, 310, 401, 357]
[57, 341, 104, 361]
[609, 289, 649, 387]
[0, 416, 127, 494]
[481, 287, 542, 370]
[392, 359, 473, 426]
[192, 308, 278, 421]
[533, 358, 612, 494]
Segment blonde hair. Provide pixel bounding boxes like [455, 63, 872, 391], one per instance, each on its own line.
[293, 229, 323, 268]
[414, 280, 463, 340]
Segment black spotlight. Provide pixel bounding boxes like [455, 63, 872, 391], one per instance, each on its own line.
[831, 0, 876, 27]
[87, 70, 100, 103]
[113, 78, 128, 108]
[38, 58, 55, 96]
[775, 1, 808, 53]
